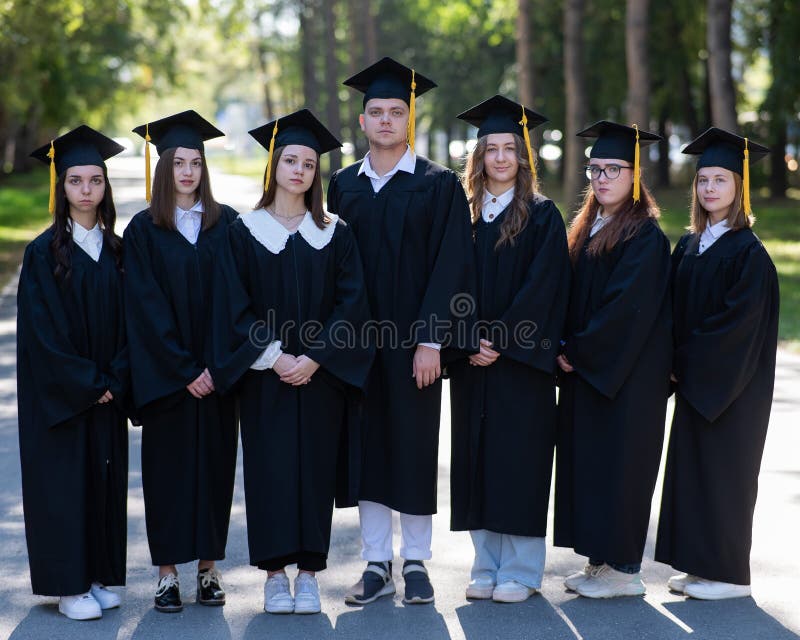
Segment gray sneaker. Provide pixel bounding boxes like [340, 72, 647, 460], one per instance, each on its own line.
[294, 573, 321, 614]
[264, 573, 294, 614]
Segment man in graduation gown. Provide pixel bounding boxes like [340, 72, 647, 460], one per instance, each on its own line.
[655, 129, 779, 600]
[327, 57, 476, 605]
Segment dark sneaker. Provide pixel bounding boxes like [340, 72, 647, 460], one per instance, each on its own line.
[197, 567, 226, 606]
[344, 561, 395, 605]
[154, 573, 183, 612]
[402, 560, 434, 604]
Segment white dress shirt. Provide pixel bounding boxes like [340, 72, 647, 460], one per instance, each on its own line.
[698, 218, 732, 254]
[481, 187, 515, 223]
[590, 209, 613, 237]
[69, 219, 103, 262]
[358, 145, 417, 193]
[175, 201, 204, 245]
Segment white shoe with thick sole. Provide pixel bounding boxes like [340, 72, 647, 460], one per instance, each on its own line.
[294, 573, 321, 614]
[684, 579, 751, 600]
[564, 563, 600, 591]
[492, 580, 538, 603]
[264, 573, 294, 614]
[576, 564, 646, 598]
[465, 576, 495, 600]
[90, 583, 121, 609]
[667, 573, 698, 594]
[59, 592, 102, 620]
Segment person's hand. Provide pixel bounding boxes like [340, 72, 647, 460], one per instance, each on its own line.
[273, 353, 298, 377]
[469, 338, 500, 367]
[670, 373, 677, 382]
[97, 390, 114, 404]
[413, 345, 441, 389]
[556, 354, 574, 373]
[187, 368, 215, 398]
[280, 355, 320, 386]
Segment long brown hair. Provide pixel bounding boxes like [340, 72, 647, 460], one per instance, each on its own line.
[464, 133, 538, 249]
[689, 171, 752, 233]
[254, 145, 328, 230]
[149, 147, 221, 230]
[566, 180, 660, 264]
[50, 168, 123, 282]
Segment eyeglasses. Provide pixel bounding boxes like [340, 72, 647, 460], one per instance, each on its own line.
[585, 164, 632, 180]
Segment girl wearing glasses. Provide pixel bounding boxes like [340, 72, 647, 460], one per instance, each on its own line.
[555, 121, 672, 598]
[655, 129, 778, 600]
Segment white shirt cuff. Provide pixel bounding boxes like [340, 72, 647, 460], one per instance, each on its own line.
[250, 340, 283, 370]
[418, 342, 441, 351]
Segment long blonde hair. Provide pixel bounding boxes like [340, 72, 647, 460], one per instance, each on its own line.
[689, 172, 752, 233]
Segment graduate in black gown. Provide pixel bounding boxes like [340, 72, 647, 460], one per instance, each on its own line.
[19, 127, 129, 620]
[554, 122, 672, 598]
[125, 111, 237, 612]
[655, 128, 778, 600]
[327, 57, 476, 605]
[210, 109, 373, 615]
[448, 96, 570, 603]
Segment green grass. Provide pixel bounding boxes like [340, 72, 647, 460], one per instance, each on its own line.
[0, 170, 51, 282]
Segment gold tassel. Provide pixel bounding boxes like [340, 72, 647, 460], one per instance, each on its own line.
[519, 105, 537, 186]
[407, 69, 416, 152]
[743, 137, 752, 215]
[632, 124, 641, 203]
[47, 141, 56, 215]
[264, 118, 279, 191]
[145, 124, 152, 203]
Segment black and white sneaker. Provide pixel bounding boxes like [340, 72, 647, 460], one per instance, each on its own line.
[402, 560, 434, 604]
[344, 561, 395, 605]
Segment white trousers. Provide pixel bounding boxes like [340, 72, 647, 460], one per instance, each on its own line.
[470, 529, 546, 589]
[358, 500, 433, 561]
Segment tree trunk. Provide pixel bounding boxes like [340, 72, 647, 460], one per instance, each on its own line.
[706, 0, 738, 130]
[563, 0, 587, 218]
[322, 0, 342, 172]
[299, 0, 321, 113]
[768, 118, 787, 199]
[516, 0, 533, 107]
[626, 0, 651, 178]
[657, 110, 670, 188]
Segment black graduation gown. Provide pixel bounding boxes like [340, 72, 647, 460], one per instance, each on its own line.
[655, 228, 779, 584]
[449, 197, 570, 536]
[554, 218, 672, 564]
[123, 205, 238, 566]
[17, 228, 129, 596]
[210, 213, 373, 567]
[327, 156, 476, 515]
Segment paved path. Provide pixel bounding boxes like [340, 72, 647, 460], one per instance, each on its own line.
[0, 160, 798, 639]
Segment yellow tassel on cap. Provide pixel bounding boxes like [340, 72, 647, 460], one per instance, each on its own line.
[743, 137, 752, 215]
[632, 124, 641, 203]
[145, 124, 152, 203]
[519, 105, 537, 187]
[264, 118, 279, 191]
[407, 69, 416, 152]
[46, 140, 56, 215]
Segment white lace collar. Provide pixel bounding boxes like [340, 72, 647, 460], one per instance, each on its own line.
[240, 209, 339, 254]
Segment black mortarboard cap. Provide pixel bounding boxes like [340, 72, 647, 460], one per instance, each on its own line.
[577, 120, 661, 163]
[457, 94, 548, 138]
[249, 109, 341, 155]
[132, 109, 224, 155]
[30, 124, 124, 175]
[343, 56, 436, 107]
[681, 126, 769, 175]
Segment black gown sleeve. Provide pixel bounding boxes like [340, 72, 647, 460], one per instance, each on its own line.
[562, 221, 671, 399]
[208, 223, 273, 395]
[303, 223, 374, 390]
[497, 200, 570, 373]
[17, 242, 109, 428]
[674, 242, 778, 422]
[123, 216, 202, 407]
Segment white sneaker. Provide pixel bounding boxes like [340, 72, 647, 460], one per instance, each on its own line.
[90, 583, 121, 609]
[465, 576, 495, 600]
[684, 579, 751, 600]
[492, 580, 537, 603]
[576, 564, 646, 598]
[294, 573, 321, 614]
[564, 563, 600, 591]
[667, 573, 698, 594]
[58, 592, 102, 620]
[264, 573, 294, 614]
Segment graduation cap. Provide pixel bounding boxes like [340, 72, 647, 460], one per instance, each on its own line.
[682, 127, 769, 215]
[249, 109, 342, 191]
[577, 120, 662, 203]
[343, 57, 436, 152]
[457, 94, 548, 185]
[132, 110, 224, 202]
[30, 125, 125, 215]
